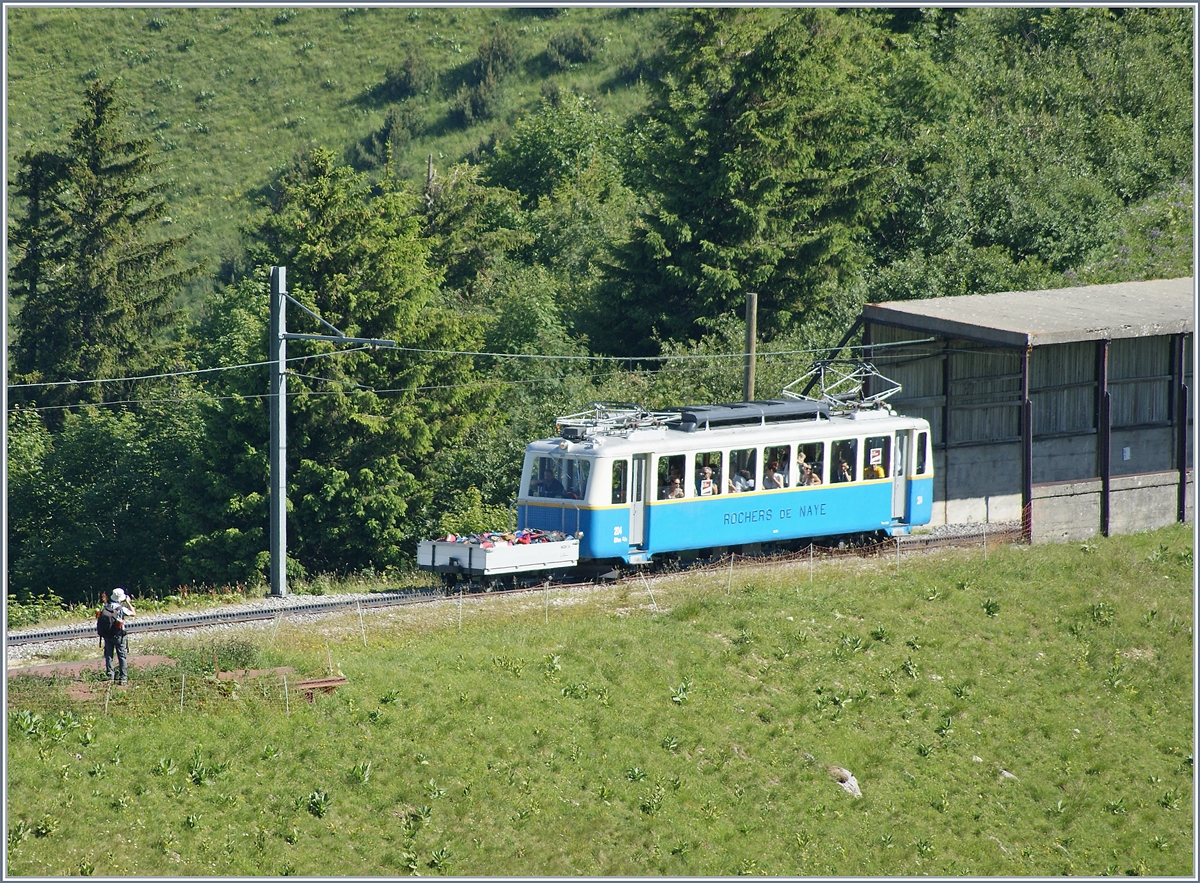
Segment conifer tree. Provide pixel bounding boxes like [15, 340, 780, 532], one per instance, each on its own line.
[187, 148, 489, 582]
[593, 8, 886, 355]
[9, 79, 196, 414]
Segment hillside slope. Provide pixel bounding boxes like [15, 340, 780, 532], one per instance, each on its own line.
[6, 6, 663, 301]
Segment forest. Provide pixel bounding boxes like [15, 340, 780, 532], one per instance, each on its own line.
[5, 6, 1193, 604]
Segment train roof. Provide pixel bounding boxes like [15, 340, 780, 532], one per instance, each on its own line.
[531, 400, 925, 457]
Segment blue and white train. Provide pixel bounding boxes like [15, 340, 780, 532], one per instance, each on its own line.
[515, 398, 933, 566]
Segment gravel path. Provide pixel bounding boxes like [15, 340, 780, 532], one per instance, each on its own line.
[914, 519, 1021, 539]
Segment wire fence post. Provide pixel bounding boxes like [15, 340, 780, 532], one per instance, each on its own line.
[809, 543, 814, 583]
[727, 553, 735, 595]
[104, 683, 111, 716]
[458, 589, 463, 632]
[545, 580, 550, 623]
[179, 672, 185, 713]
[326, 643, 334, 677]
[283, 674, 290, 716]
[357, 599, 367, 647]
[640, 571, 659, 614]
[983, 522, 988, 560]
[895, 536, 901, 575]
[270, 612, 283, 644]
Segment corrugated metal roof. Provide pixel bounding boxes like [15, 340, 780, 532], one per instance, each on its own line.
[670, 399, 828, 431]
[862, 277, 1194, 347]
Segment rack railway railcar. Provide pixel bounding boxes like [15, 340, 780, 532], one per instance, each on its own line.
[511, 399, 933, 568]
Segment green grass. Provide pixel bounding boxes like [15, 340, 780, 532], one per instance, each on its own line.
[6, 6, 662, 310]
[6, 525, 1194, 875]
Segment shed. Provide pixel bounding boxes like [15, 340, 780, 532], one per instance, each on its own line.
[854, 277, 1194, 542]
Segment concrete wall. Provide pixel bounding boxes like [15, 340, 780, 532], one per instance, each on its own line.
[1109, 469, 1193, 534]
[934, 442, 1023, 525]
[1029, 478, 1101, 543]
[1030, 469, 1193, 544]
[1111, 426, 1176, 476]
[1034, 434, 1099, 484]
[935, 435, 1191, 536]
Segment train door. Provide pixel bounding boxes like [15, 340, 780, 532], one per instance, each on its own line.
[629, 454, 648, 547]
[892, 431, 909, 520]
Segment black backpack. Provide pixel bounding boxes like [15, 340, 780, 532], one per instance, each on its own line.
[96, 607, 123, 639]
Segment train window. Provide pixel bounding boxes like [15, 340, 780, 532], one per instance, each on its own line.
[695, 451, 722, 496]
[657, 454, 686, 499]
[916, 431, 929, 475]
[764, 445, 790, 489]
[864, 435, 890, 480]
[527, 456, 590, 499]
[611, 460, 628, 504]
[729, 448, 757, 492]
[831, 439, 858, 483]
[566, 459, 590, 499]
[797, 441, 824, 485]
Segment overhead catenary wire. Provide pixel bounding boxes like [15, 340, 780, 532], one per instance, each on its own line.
[6, 371, 624, 414]
[8, 349, 918, 415]
[6, 336, 932, 394]
[5, 345, 384, 391]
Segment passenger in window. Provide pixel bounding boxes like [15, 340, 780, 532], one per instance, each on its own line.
[864, 462, 886, 479]
[835, 459, 852, 483]
[697, 465, 718, 496]
[531, 465, 565, 497]
[763, 461, 784, 489]
[729, 469, 753, 493]
[800, 462, 822, 486]
[665, 477, 684, 499]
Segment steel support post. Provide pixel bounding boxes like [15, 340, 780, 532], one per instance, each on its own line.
[862, 322, 872, 399]
[1175, 332, 1189, 522]
[269, 267, 288, 597]
[1020, 347, 1033, 543]
[1097, 339, 1111, 537]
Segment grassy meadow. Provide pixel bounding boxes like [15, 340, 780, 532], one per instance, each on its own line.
[5, 525, 1195, 876]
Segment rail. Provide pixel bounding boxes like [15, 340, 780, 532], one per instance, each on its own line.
[7, 588, 436, 648]
[7, 527, 1022, 648]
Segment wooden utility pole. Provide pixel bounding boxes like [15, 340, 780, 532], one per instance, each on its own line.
[743, 292, 758, 402]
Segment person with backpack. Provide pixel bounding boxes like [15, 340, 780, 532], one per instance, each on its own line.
[97, 587, 135, 685]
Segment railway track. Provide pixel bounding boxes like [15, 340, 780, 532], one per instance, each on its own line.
[7, 526, 1021, 649]
[6, 588, 439, 648]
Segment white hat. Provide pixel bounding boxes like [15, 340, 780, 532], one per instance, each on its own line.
[111, 588, 126, 603]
